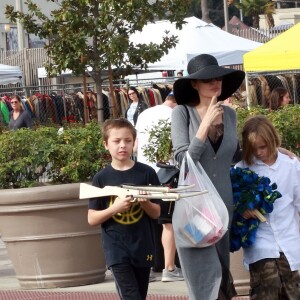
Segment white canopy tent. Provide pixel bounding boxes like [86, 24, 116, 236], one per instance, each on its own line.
[130, 17, 262, 70]
[38, 17, 262, 81]
[0, 64, 23, 85]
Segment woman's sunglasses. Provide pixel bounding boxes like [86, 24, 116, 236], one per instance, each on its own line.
[11, 101, 19, 104]
[200, 77, 223, 83]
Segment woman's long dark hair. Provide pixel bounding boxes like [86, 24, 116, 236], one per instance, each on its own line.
[268, 87, 288, 110]
[127, 86, 139, 99]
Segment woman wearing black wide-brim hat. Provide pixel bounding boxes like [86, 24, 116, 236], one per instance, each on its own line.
[171, 54, 245, 300]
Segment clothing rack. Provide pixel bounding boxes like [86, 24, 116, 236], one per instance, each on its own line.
[0, 90, 26, 97]
[30, 88, 65, 95]
[0, 82, 175, 127]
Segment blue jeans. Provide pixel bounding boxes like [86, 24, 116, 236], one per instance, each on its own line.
[110, 263, 150, 300]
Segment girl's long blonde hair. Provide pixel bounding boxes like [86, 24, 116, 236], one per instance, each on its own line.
[242, 115, 281, 165]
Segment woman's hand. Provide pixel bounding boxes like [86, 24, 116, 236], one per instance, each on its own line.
[196, 94, 223, 142]
[278, 147, 300, 161]
[201, 94, 223, 127]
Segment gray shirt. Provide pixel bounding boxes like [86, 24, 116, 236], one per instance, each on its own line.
[171, 104, 238, 213]
[9, 109, 32, 130]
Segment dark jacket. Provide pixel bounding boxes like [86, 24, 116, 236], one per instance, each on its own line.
[125, 99, 148, 126]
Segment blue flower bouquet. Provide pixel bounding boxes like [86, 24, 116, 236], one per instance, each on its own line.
[229, 167, 282, 252]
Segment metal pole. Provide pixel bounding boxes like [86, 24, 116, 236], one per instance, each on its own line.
[240, 0, 243, 22]
[108, 63, 117, 118]
[223, 0, 229, 32]
[15, 0, 25, 50]
[82, 72, 89, 124]
[81, 55, 89, 124]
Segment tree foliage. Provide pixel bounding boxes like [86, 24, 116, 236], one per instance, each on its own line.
[0, 121, 109, 189]
[190, 0, 275, 28]
[5, 0, 190, 121]
[189, 0, 240, 28]
[141, 105, 300, 167]
[233, 0, 275, 28]
[236, 105, 300, 156]
[142, 118, 173, 163]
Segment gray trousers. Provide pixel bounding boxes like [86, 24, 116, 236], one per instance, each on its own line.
[177, 232, 231, 300]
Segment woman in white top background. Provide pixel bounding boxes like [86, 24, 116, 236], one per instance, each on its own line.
[125, 86, 148, 126]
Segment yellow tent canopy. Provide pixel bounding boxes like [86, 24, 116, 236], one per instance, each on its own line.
[243, 22, 300, 72]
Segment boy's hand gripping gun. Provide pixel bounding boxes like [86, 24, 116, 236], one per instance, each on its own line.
[79, 183, 208, 202]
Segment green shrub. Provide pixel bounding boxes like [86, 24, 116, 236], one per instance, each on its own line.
[0, 127, 57, 188]
[48, 121, 110, 184]
[237, 105, 300, 156]
[141, 105, 300, 165]
[0, 121, 110, 189]
[142, 119, 172, 164]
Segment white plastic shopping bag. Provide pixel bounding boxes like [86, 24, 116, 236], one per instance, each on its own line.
[172, 152, 229, 248]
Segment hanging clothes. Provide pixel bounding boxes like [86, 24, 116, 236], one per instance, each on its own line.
[0, 97, 10, 125]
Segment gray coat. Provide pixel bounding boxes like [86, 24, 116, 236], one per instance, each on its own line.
[171, 104, 238, 300]
[171, 104, 238, 211]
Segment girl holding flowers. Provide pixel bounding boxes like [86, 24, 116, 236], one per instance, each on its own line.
[235, 115, 300, 300]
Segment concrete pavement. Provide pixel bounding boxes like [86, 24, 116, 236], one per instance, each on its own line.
[0, 237, 189, 295]
[0, 238, 250, 299]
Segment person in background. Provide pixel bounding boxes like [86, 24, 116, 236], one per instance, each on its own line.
[8, 95, 32, 130]
[268, 87, 291, 110]
[176, 71, 183, 78]
[171, 53, 246, 300]
[223, 97, 233, 106]
[88, 118, 161, 300]
[135, 92, 184, 283]
[135, 92, 176, 167]
[125, 87, 148, 126]
[235, 115, 300, 300]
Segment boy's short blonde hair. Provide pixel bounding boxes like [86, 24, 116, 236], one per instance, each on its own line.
[242, 115, 281, 165]
[102, 118, 137, 142]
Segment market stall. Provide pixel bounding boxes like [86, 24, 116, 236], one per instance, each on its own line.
[0, 64, 23, 85]
[243, 22, 300, 106]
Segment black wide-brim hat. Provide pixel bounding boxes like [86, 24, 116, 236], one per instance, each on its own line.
[173, 54, 245, 105]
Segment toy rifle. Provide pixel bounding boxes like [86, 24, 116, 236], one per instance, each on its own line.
[79, 183, 208, 202]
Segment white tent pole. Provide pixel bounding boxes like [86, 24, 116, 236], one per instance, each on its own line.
[245, 72, 250, 109]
